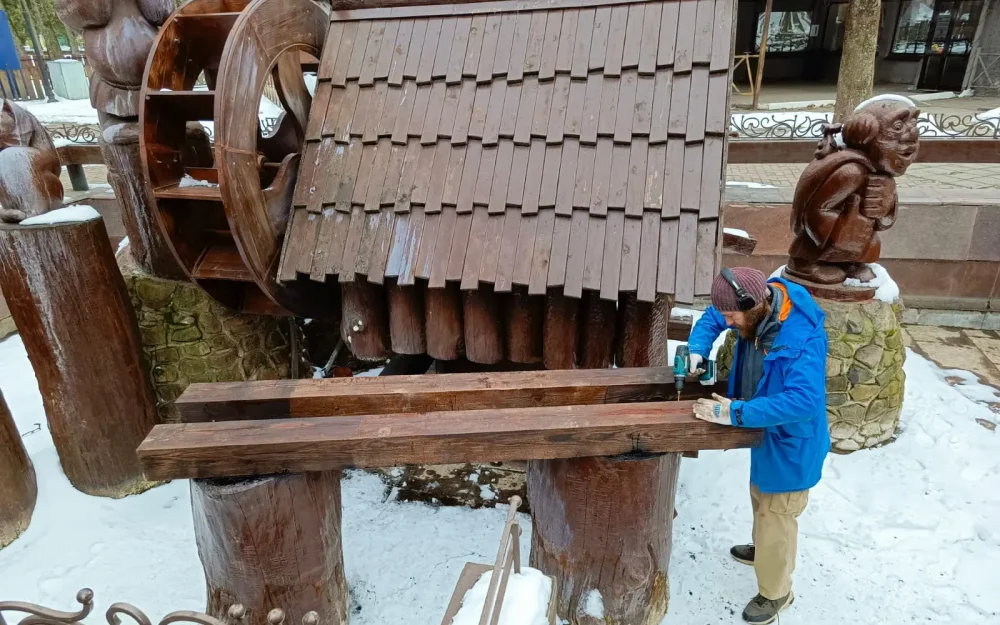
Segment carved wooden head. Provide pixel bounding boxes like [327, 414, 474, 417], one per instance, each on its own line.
[54, 0, 173, 117]
[842, 97, 920, 177]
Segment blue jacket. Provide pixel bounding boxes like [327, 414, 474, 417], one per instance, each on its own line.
[687, 277, 830, 493]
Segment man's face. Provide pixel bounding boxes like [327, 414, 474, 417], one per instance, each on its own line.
[721, 310, 749, 330]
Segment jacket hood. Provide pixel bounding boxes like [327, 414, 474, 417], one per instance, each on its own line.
[768, 277, 825, 335]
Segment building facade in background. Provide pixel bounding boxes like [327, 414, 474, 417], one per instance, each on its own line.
[737, 0, 989, 92]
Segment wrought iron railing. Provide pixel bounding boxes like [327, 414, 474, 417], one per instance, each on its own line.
[44, 118, 284, 146]
[0, 589, 318, 625]
[730, 112, 1000, 139]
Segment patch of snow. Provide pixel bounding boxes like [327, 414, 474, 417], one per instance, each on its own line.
[19, 99, 98, 124]
[116, 236, 130, 255]
[934, 367, 1000, 405]
[479, 484, 496, 501]
[581, 590, 605, 619]
[178, 175, 218, 188]
[2, 334, 1000, 623]
[843, 263, 900, 303]
[51, 138, 90, 148]
[451, 568, 552, 625]
[467, 472, 480, 483]
[311, 366, 325, 379]
[19, 205, 99, 226]
[769, 264, 786, 280]
[390, 467, 404, 478]
[354, 367, 383, 378]
[725, 180, 778, 189]
[723, 227, 750, 239]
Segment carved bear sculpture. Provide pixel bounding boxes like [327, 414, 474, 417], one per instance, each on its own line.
[0, 101, 63, 224]
[786, 95, 920, 285]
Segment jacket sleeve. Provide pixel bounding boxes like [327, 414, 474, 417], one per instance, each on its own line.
[686, 307, 729, 358]
[729, 332, 827, 428]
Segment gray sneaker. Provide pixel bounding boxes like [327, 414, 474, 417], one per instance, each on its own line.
[730, 543, 755, 565]
[742, 592, 794, 624]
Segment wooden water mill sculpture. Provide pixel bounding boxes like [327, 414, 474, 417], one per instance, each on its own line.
[139, 0, 330, 316]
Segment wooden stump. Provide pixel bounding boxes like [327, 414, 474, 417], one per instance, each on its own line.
[191, 472, 348, 625]
[530, 291, 680, 624]
[0, 389, 36, 549]
[0, 216, 158, 497]
[528, 454, 679, 624]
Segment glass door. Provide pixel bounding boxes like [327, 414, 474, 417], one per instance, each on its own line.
[917, 0, 982, 90]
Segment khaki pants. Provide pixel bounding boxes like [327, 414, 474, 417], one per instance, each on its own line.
[750, 483, 809, 600]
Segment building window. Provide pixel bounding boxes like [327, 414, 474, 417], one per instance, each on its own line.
[756, 11, 812, 53]
[892, 0, 935, 54]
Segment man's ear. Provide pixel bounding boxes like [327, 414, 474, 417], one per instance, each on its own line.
[841, 112, 880, 149]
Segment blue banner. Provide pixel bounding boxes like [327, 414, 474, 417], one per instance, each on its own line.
[0, 10, 21, 71]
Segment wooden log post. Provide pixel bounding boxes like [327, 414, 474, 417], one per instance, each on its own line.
[0, 389, 36, 549]
[387, 281, 426, 355]
[463, 289, 503, 364]
[425, 283, 464, 360]
[529, 294, 679, 624]
[341, 280, 390, 360]
[505, 287, 543, 364]
[0, 216, 158, 497]
[191, 472, 348, 625]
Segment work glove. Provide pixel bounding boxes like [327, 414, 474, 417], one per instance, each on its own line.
[688, 353, 704, 375]
[693, 394, 733, 426]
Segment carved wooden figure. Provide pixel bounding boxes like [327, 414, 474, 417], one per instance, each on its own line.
[54, 0, 186, 278]
[0, 101, 63, 224]
[786, 95, 919, 285]
[0, 388, 37, 549]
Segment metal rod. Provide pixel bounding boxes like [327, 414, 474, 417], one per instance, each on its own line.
[18, 0, 57, 102]
[752, 0, 773, 110]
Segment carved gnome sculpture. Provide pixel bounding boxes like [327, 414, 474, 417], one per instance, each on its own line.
[0, 100, 63, 223]
[785, 95, 919, 285]
[780, 94, 915, 452]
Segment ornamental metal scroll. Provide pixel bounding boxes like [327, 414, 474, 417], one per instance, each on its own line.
[731, 111, 1000, 139]
[0, 590, 319, 625]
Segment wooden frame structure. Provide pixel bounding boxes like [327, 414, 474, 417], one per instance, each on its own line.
[139, 368, 760, 623]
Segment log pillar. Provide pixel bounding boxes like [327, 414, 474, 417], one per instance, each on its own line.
[0, 389, 36, 549]
[0, 216, 158, 497]
[191, 472, 348, 625]
[529, 294, 679, 624]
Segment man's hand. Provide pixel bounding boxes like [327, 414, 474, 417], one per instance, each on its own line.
[693, 394, 733, 426]
[688, 353, 704, 375]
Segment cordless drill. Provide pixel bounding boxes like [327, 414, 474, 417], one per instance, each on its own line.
[673, 345, 716, 400]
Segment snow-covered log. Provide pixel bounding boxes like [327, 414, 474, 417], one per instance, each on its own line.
[190, 472, 349, 625]
[0, 389, 36, 549]
[0, 214, 158, 497]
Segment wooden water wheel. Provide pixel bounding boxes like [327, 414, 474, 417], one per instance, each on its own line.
[139, 0, 329, 316]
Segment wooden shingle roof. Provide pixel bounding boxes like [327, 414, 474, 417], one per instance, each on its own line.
[279, 0, 734, 304]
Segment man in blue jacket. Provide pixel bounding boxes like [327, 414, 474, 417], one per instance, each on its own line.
[687, 267, 830, 624]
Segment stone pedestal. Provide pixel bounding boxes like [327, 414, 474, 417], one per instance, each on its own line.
[118, 251, 305, 423]
[821, 298, 905, 452]
[713, 298, 904, 452]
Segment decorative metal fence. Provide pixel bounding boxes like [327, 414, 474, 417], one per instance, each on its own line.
[730, 111, 1000, 139]
[43, 118, 284, 146]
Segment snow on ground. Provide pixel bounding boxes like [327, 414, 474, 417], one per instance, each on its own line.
[0, 333, 998, 624]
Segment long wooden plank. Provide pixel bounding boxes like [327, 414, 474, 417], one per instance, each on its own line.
[140, 402, 760, 480]
[174, 360, 713, 422]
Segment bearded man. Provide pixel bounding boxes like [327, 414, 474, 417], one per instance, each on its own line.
[686, 267, 831, 624]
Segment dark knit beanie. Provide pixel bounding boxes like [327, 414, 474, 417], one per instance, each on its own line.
[711, 267, 769, 312]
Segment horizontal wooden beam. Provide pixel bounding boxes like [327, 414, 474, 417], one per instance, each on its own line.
[56, 144, 103, 166]
[137, 401, 761, 480]
[175, 365, 718, 422]
[728, 138, 1000, 164]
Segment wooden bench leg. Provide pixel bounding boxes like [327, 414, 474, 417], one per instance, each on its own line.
[66, 164, 89, 191]
[191, 472, 348, 625]
[528, 454, 680, 625]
